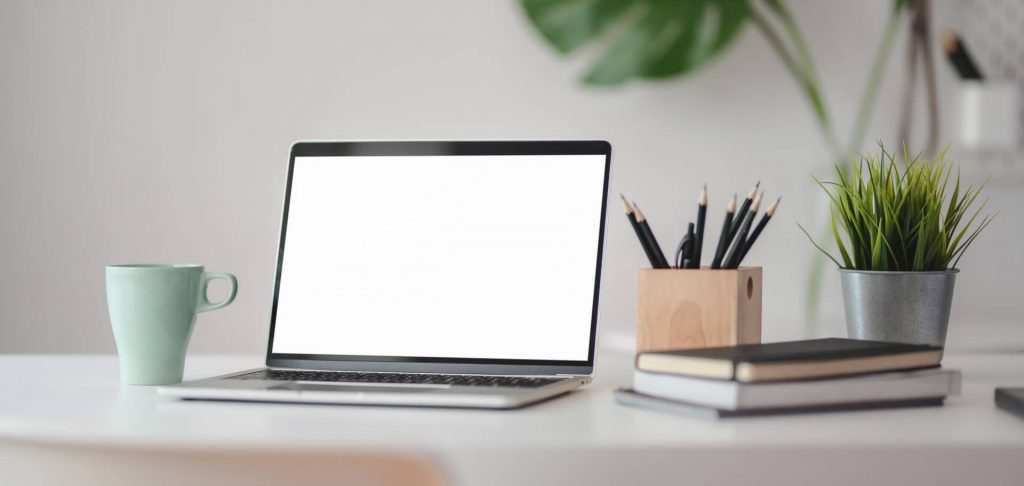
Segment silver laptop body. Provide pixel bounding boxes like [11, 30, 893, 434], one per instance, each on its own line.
[160, 140, 612, 409]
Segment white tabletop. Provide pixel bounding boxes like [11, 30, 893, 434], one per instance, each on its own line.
[3, 350, 1024, 485]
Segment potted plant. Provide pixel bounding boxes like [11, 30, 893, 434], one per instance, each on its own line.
[801, 146, 994, 350]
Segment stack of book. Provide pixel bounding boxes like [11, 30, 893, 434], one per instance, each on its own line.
[616, 338, 960, 418]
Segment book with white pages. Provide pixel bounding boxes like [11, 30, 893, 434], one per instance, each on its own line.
[633, 367, 960, 411]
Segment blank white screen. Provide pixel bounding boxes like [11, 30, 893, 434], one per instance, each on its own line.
[270, 154, 606, 361]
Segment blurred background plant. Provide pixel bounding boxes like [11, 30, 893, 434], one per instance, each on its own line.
[520, 0, 936, 333]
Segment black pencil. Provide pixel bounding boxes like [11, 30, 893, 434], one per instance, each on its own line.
[632, 202, 670, 269]
[736, 197, 780, 266]
[723, 191, 762, 269]
[621, 194, 660, 268]
[942, 31, 983, 80]
[688, 185, 707, 269]
[728, 180, 760, 244]
[710, 194, 737, 269]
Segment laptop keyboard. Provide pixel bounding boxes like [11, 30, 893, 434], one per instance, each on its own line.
[232, 369, 565, 388]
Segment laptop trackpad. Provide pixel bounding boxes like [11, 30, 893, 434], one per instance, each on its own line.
[272, 383, 441, 393]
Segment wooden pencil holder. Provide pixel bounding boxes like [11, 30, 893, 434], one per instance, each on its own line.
[637, 267, 762, 353]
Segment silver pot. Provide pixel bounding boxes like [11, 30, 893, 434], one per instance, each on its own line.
[839, 269, 958, 349]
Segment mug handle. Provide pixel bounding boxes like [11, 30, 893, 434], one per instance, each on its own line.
[196, 272, 238, 313]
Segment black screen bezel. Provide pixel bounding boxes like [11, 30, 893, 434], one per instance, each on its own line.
[265, 140, 612, 374]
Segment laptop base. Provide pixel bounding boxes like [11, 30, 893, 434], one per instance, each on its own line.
[159, 369, 590, 409]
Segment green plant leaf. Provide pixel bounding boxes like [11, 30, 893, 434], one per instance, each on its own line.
[803, 145, 993, 271]
[521, 0, 748, 85]
[520, 0, 633, 54]
[951, 213, 996, 268]
[829, 208, 853, 268]
[798, 223, 844, 268]
[947, 198, 988, 260]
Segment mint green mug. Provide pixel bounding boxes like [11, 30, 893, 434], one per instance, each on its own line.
[106, 264, 238, 385]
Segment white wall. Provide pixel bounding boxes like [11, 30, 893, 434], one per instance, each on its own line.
[2, 0, 1021, 354]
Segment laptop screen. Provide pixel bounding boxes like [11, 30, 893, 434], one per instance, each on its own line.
[268, 142, 609, 365]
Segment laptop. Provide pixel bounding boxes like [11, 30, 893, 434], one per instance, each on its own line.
[160, 140, 612, 409]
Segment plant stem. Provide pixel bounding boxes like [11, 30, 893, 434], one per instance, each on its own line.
[748, 5, 843, 161]
[848, 1, 903, 156]
[747, 7, 805, 87]
[766, 1, 843, 159]
[918, 0, 940, 155]
[770, 1, 823, 89]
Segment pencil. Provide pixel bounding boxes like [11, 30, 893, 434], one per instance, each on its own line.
[728, 180, 760, 244]
[632, 202, 671, 269]
[621, 194, 660, 268]
[723, 191, 762, 269]
[942, 31, 983, 80]
[688, 185, 707, 269]
[710, 194, 737, 269]
[736, 197, 780, 266]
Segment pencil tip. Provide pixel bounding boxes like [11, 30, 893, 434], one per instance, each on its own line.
[619, 194, 633, 212]
[632, 202, 645, 220]
[941, 30, 957, 52]
[746, 182, 759, 199]
[698, 185, 707, 205]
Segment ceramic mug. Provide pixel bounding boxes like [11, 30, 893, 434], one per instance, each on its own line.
[106, 264, 237, 385]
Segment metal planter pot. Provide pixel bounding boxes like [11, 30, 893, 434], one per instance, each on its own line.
[839, 269, 959, 350]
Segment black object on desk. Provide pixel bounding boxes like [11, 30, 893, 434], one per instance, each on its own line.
[995, 388, 1024, 420]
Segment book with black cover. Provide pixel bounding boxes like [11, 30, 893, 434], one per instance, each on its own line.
[637, 338, 942, 382]
[614, 388, 945, 419]
[995, 387, 1024, 421]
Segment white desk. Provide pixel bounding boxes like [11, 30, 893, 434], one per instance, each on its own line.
[2, 351, 1024, 485]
